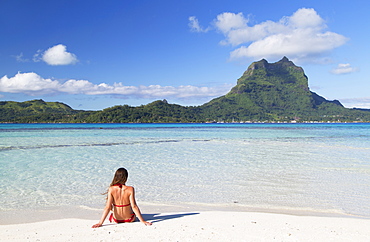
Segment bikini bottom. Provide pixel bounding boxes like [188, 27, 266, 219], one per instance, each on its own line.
[109, 213, 135, 223]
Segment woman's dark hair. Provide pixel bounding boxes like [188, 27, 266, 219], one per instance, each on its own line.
[110, 167, 128, 186]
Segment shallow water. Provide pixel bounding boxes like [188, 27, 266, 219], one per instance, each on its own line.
[1, 123, 369, 219]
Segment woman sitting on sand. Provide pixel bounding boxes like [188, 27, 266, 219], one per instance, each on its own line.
[92, 168, 152, 227]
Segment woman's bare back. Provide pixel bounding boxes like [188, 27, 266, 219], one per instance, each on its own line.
[110, 185, 134, 220]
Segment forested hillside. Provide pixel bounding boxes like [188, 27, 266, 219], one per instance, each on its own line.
[1, 57, 370, 123]
[0, 99, 91, 123]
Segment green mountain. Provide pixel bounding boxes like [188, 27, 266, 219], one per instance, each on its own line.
[1, 57, 370, 123]
[83, 100, 199, 123]
[0, 99, 89, 123]
[200, 57, 350, 121]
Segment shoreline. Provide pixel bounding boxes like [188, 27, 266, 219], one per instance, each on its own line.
[1, 210, 370, 241]
[1, 202, 368, 226]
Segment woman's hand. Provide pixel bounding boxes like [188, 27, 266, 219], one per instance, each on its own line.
[142, 221, 152, 226]
[92, 223, 102, 228]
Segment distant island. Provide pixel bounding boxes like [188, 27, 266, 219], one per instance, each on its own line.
[1, 57, 370, 123]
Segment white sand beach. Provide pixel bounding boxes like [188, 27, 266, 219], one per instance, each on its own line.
[1, 211, 370, 241]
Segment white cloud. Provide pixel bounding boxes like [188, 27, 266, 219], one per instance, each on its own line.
[188, 16, 210, 33]
[331, 63, 359, 75]
[0, 72, 231, 100]
[194, 8, 348, 62]
[14, 53, 29, 62]
[214, 12, 247, 34]
[288, 7, 325, 28]
[32, 50, 41, 62]
[340, 97, 370, 109]
[0, 72, 60, 95]
[40, 44, 78, 65]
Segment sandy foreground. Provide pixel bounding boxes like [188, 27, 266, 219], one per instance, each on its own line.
[1, 211, 370, 242]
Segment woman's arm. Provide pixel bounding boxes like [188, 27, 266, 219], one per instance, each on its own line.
[92, 188, 113, 228]
[129, 187, 152, 226]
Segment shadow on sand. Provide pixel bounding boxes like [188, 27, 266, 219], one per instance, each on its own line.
[143, 212, 200, 223]
[98, 212, 199, 227]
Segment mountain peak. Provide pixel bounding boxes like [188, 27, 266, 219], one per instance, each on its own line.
[240, 57, 303, 81]
[279, 56, 290, 62]
[275, 56, 296, 68]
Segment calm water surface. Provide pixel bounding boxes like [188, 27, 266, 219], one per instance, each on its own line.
[1, 123, 369, 219]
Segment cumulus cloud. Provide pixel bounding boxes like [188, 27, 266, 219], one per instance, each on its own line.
[188, 16, 210, 33]
[192, 8, 348, 62]
[0, 72, 60, 95]
[214, 12, 247, 35]
[0, 72, 231, 99]
[35, 44, 78, 65]
[331, 63, 359, 74]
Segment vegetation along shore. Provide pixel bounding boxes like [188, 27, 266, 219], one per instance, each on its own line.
[2, 57, 370, 123]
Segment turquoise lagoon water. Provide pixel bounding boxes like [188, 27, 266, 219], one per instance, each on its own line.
[0, 123, 369, 219]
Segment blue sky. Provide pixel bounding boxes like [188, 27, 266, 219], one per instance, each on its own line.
[1, 0, 369, 110]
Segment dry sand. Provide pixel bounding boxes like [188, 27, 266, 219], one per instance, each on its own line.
[1, 211, 370, 241]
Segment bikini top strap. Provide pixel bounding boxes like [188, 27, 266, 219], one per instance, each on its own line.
[112, 183, 123, 188]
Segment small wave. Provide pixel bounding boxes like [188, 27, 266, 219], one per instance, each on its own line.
[0, 139, 210, 152]
[79, 205, 101, 211]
